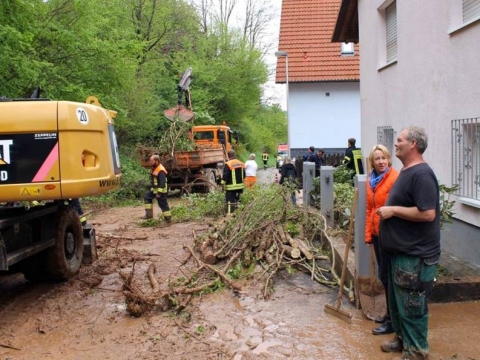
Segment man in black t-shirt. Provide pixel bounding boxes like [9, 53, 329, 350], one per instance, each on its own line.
[376, 126, 439, 360]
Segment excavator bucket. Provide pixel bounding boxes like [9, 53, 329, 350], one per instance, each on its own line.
[164, 104, 194, 122]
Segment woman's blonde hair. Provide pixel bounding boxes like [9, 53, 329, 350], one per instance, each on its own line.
[368, 144, 392, 170]
[284, 157, 292, 164]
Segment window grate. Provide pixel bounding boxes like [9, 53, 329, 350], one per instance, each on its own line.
[452, 118, 480, 200]
[377, 126, 395, 156]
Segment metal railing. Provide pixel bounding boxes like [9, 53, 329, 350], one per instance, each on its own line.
[452, 118, 480, 200]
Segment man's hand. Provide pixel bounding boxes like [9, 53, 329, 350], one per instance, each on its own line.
[377, 206, 394, 220]
[156, 192, 161, 198]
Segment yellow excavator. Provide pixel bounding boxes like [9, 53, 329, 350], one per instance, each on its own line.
[0, 93, 121, 281]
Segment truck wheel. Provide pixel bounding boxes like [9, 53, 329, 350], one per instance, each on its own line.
[205, 170, 217, 193]
[45, 206, 84, 280]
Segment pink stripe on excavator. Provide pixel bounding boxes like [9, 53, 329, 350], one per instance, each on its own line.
[32, 142, 59, 182]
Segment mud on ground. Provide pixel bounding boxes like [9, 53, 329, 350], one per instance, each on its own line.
[1, 204, 480, 360]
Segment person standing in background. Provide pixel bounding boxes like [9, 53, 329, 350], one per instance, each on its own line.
[141, 154, 171, 222]
[303, 146, 315, 162]
[262, 150, 269, 170]
[244, 153, 258, 188]
[222, 150, 245, 214]
[279, 157, 298, 205]
[343, 138, 364, 175]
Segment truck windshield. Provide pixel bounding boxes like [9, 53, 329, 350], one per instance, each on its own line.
[194, 131, 214, 141]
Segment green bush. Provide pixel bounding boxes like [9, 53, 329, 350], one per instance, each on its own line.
[171, 190, 225, 221]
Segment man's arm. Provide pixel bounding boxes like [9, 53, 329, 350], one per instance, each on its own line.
[158, 171, 166, 189]
[377, 206, 436, 222]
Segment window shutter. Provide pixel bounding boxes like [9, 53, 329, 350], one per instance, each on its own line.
[386, 2, 397, 63]
[463, 0, 480, 23]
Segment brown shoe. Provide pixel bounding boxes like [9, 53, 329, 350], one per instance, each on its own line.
[381, 336, 403, 353]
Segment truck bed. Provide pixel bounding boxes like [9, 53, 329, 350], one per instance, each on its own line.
[169, 143, 226, 169]
[141, 143, 227, 170]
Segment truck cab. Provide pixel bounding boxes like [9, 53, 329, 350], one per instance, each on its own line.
[191, 124, 237, 155]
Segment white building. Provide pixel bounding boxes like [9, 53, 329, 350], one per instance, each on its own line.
[333, 0, 480, 265]
[276, 0, 361, 160]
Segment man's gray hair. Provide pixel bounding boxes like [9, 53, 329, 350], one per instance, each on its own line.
[405, 126, 428, 154]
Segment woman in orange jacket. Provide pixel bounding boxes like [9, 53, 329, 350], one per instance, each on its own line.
[365, 144, 399, 336]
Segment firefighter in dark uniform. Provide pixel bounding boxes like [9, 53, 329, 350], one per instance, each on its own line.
[221, 150, 245, 214]
[142, 154, 171, 221]
[343, 138, 364, 175]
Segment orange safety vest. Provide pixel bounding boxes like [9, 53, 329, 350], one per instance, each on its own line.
[224, 159, 245, 191]
[151, 163, 168, 193]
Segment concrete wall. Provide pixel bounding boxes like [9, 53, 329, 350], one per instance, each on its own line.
[357, 0, 480, 262]
[289, 82, 361, 151]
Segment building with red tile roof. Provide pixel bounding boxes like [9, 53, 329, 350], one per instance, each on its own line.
[275, 0, 361, 156]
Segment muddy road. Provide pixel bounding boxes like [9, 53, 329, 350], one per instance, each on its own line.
[1, 167, 479, 360]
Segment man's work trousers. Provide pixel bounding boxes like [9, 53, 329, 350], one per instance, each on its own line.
[388, 253, 437, 359]
[144, 190, 171, 218]
[225, 189, 243, 214]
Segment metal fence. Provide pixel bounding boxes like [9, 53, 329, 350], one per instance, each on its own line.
[452, 118, 480, 200]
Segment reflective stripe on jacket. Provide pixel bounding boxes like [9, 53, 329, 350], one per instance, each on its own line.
[365, 167, 399, 243]
[151, 163, 168, 193]
[223, 159, 245, 191]
[343, 147, 364, 175]
[352, 149, 364, 175]
[262, 153, 269, 161]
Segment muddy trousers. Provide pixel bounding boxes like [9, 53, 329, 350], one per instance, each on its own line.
[225, 190, 243, 214]
[144, 190, 171, 218]
[388, 253, 437, 358]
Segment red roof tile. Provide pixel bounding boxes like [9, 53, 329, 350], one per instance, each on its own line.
[276, 0, 360, 83]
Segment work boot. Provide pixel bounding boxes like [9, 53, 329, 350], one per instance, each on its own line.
[381, 336, 403, 353]
[373, 319, 394, 335]
[164, 216, 172, 223]
[141, 208, 153, 220]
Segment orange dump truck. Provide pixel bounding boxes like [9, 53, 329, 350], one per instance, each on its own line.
[141, 124, 237, 193]
[0, 96, 121, 280]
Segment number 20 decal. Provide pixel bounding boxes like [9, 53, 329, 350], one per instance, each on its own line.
[76, 107, 89, 125]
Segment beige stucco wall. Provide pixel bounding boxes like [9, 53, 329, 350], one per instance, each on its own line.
[358, 0, 480, 227]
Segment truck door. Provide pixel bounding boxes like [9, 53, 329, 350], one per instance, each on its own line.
[217, 129, 226, 151]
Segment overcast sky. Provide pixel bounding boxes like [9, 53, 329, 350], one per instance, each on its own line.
[193, 0, 286, 109]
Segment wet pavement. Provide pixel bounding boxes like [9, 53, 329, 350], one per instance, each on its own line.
[199, 270, 480, 359]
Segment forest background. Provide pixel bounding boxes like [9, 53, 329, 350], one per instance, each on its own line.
[0, 0, 287, 201]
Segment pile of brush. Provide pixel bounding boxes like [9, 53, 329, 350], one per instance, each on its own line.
[119, 186, 345, 317]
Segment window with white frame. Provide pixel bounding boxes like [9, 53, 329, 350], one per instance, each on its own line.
[385, 2, 397, 63]
[463, 0, 480, 23]
[449, 0, 480, 33]
[341, 42, 354, 55]
[452, 118, 480, 200]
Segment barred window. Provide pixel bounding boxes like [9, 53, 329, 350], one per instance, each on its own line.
[452, 118, 480, 200]
[377, 126, 395, 156]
